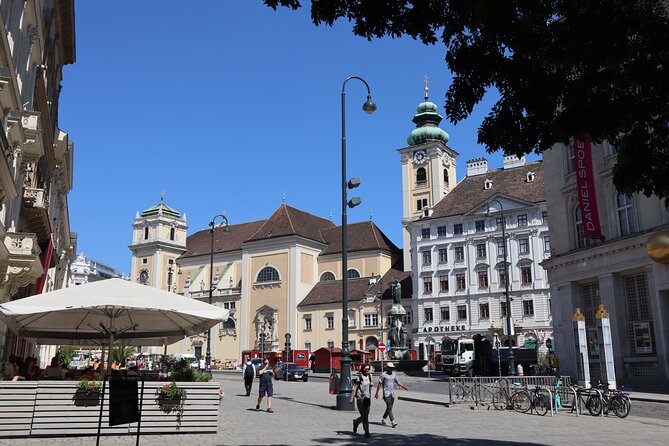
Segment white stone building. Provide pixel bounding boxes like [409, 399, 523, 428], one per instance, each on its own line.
[68, 252, 124, 286]
[542, 141, 669, 386]
[406, 156, 553, 360]
[0, 0, 76, 364]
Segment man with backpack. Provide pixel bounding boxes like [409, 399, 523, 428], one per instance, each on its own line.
[243, 357, 256, 396]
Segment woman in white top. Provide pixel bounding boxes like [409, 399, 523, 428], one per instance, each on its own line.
[349, 363, 372, 437]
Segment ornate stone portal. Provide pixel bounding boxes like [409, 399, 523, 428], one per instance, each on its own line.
[254, 305, 278, 351]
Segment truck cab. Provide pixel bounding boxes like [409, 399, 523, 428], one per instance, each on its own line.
[441, 338, 475, 376]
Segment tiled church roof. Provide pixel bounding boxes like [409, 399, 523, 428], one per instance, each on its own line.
[299, 261, 411, 307]
[246, 204, 334, 243]
[428, 161, 545, 219]
[181, 220, 266, 258]
[180, 205, 398, 259]
[320, 221, 401, 255]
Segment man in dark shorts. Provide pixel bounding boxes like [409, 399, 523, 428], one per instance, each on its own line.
[256, 358, 274, 413]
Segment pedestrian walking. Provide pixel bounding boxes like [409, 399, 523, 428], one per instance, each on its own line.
[256, 358, 274, 413]
[349, 363, 372, 437]
[374, 362, 408, 428]
[242, 358, 256, 396]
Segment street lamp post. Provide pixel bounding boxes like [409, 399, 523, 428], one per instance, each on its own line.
[337, 76, 376, 411]
[167, 264, 173, 292]
[208, 214, 229, 372]
[488, 199, 515, 376]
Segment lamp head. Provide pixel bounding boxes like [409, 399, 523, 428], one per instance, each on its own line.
[348, 177, 361, 189]
[348, 197, 362, 208]
[362, 95, 377, 114]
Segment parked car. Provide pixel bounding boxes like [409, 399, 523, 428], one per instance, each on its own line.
[275, 362, 308, 381]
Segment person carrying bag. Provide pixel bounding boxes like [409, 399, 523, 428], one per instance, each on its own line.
[349, 363, 372, 437]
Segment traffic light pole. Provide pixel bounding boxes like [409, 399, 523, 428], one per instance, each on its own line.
[285, 333, 292, 362]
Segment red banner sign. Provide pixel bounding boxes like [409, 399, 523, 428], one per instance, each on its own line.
[574, 135, 602, 239]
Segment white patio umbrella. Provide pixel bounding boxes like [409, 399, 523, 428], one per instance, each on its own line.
[0, 278, 230, 364]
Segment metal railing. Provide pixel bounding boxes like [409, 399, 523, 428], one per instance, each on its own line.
[448, 376, 571, 406]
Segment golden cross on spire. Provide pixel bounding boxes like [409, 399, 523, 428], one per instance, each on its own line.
[424, 73, 429, 100]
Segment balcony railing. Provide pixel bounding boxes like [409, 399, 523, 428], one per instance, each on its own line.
[23, 187, 48, 210]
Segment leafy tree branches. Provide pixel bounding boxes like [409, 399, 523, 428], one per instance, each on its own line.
[264, 0, 669, 200]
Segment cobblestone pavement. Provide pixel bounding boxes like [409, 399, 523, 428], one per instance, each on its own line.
[1, 374, 668, 446]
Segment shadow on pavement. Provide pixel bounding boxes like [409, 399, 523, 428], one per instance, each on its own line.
[274, 395, 334, 410]
[314, 432, 549, 446]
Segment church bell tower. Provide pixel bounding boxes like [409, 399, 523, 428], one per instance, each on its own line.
[398, 77, 458, 271]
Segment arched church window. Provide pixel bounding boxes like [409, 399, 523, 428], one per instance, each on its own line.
[320, 271, 336, 282]
[347, 269, 360, 279]
[257, 266, 280, 282]
[144, 227, 149, 240]
[416, 167, 427, 185]
[170, 227, 175, 241]
[444, 169, 449, 184]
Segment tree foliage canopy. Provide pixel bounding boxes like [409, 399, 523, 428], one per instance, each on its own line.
[264, 0, 669, 200]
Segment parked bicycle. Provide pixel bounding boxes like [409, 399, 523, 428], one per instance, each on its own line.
[586, 381, 631, 418]
[492, 379, 533, 412]
[569, 384, 604, 416]
[511, 385, 550, 416]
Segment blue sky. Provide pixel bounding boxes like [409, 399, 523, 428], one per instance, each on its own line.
[60, 1, 539, 275]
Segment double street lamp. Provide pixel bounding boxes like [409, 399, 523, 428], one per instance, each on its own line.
[487, 199, 515, 376]
[207, 214, 229, 371]
[337, 76, 376, 411]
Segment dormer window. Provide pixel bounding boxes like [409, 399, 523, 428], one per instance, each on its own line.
[484, 179, 493, 190]
[526, 172, 535, 182]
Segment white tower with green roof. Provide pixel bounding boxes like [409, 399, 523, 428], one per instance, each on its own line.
[398, 78, 459, 271]
[129, 195, 188, 290]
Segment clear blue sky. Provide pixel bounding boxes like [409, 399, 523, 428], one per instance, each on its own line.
[60, 1, 539, 275]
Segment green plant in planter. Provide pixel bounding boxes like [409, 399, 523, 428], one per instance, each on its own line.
[75, 378, 102, 394]
[155, 382, 187, 429]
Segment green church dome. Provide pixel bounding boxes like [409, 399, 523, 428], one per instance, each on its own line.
[416, 101, 438, 114]
[407, 88, 449, 146]
[407, 126, 450, 146]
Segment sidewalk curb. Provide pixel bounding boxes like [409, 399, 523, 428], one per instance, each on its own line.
[398, 395, 449, 407]
[629, 396, 669, 404]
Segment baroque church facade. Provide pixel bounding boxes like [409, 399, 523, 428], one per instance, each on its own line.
[129, 199, 406, 364]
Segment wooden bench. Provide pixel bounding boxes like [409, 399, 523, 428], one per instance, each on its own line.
[0, 380, 220, 437]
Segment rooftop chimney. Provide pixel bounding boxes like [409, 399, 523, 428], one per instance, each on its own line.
[503, 154, 526, 169]
[466, 158, 488, 176]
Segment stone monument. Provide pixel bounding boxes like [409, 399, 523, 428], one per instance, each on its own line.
[388, 280, 410, 360]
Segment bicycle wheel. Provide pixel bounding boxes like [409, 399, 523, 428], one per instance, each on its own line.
[585, 393, 603, 416]
[534, 391, 549, 416]
[511, 390, 531, 413]
[611, 395, 630, 418]
[452, 384, 468, 402]
[492, 391, 507, 410]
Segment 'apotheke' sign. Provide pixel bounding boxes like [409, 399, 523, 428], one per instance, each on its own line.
[423, 325, 468, 333]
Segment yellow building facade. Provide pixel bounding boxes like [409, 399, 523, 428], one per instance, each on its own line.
[129, 201, 406, 365]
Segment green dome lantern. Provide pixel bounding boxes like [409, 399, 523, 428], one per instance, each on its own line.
[407, 81, 449, 146]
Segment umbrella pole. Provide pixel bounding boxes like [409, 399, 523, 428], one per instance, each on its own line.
[107, 332, 114, 374]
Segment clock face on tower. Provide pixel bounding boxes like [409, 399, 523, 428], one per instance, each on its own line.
[139, 270, 149, 285]
[413, 150, 427, 164]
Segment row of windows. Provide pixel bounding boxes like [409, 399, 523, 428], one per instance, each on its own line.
[415, 167, 449, 187]
[303, 311, 412, 331]
[319, 269, 360, 282]
[423, 300, 535, 322]
[421, 237, 549, 266]
[143, 227, 177, 241]
[574, 193, 637, 248]
[422, 267, 533, 294]
[419, 212, 548, 239]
